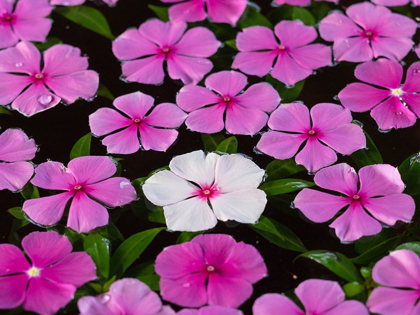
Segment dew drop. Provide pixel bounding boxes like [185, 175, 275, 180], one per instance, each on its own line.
[337, 19, 342, 24]
[378, 128, 391, 134]
[396, 111, 403, 115]
[15, 62, 23, 68]
[333, 95, 339, 101]
[38, 95, 52, 106]
[182, 283, 191, 288]
[99, 294, 110, 304]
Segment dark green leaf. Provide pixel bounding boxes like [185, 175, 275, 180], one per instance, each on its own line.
[9, 218, 30, 245]
[177, 231, 203, 244]
[399, 153, 420, 196]
[311, 3, 331, 21]
[265, 159, 305, 181]
[267, 195, 300, 218]
[110, 228, 164, 277]
[267, 5, 293, 24]
[148, 208, 166, 224]
[250, 216, 307, 252]
[148, 166, 170, 177]
[137, 274, 160, 291]
[125, 260, 155, 278]
[259, 179, 314, 196]
[351, 235, 402, 265]
[396, 242, 420, 257]
[8, 207, 25, 220]
[70, 133, 91, 160]
[239, 5, 273, 28]
[266, 75, 305, 103]
[55, 6, 115, 40]
[0, 107, 12, 115]
[201, 133, 225, 152]
[297, 251, 363, 283]
[34, 37, 63, 52]
[100, 223, 125, 248]
[20, 183, 40, 200]
[343, 282, 366, 298]
[84, 234, 110, 280]
[225, 39, 237, 50]
[216, 136, 238, 153]
[351, 130, 383, 167]
[148, 5, 169, 21]
[206, 23, 238, 42]
[292, 7, 315, 25]
[97, 83, 115, 101]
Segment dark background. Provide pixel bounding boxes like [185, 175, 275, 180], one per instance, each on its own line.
[1, 0, 420, 314]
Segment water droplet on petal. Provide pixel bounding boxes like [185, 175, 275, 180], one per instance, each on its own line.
[378, 128, 392, 134]
[396, 111, 403, 115]
[182, 283, 191, 288]
[99, 294, 111, 303]
[413, 69, 419, 74]
[119, 181, 130, 188]
[15, 62, 23, 68]
[38, 95, 52, 106]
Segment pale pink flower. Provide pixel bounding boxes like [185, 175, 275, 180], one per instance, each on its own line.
[90, 92, 186, 154]
[0, 128, 36, 192]
[51, 0, 118, 5]
[294, 163, 415, 242]
[256, 102, 366, 173]
[368, 250, 420, 315]
[0, 41, 99, 117]
[338, 59, 420, 131]
[253, 279, 368, 315]
[178, 306, 243, 315]
[155, 234, 267, 308]
[176, 71, 280, 135]
[232, 20, 331, 86]
[22, 156, 137, 233]
[274, 0, 338, 5]
[143, 150, 266, 232]
[0, 0, 52, 49]
[112, 19, 221, 85]
[372, 0, 420, 6]
[319, 2, 417, 62]
[0, 231, 96, 315]
[78, 278, 175, 315]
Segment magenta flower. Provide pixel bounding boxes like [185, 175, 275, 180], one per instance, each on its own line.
[90, 92, 186, 154]
[155, 234, 267, 308]
[178, 306, 243, 315]
[78, 278, 175, 315]
[339, 59, 420, 131]
[51, 0, 118, 5]
[256, 102, 366, 173]
[0, 0, 52, 49]
[0, 231, 96, 315]
[372, 0, 420, 6]
[0, 41, 99, 117]
[112, 19, 221, 85]
[176, 71, 280, 135]
[294, 163, 415, 242]
[274, 0, 338, 5]
[22, 156, 137, 233]
[143, 150, 266, 232]
[0, 128, 37, 192]
[160, 0, 246, 26]
[253, 279, 368, 315]
[368, 250, 420, 315]
[232, 20, 331, 86]
[319, 2, 417, 62]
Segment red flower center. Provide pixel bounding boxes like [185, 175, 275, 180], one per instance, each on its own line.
[1, 13, 14, 24]
[363, 30, 375, 39]
[197, 185, 220, 200]
[74, 185, 83, 191]
[161, 47, 171, 55]
[133, 118, 141, 124]
[223, 96, 231, 103]
[207, 266, 215, 272]
[308, 129, 316, 136]
[34, 73, 44, 81]
[352, 195, 361, 201]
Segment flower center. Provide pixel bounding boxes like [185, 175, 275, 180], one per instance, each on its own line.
[203, 189, 211, 195]
[74, 185, 83, 191]
[133, 118, 141, 124]
[308, 129, 316, 136]
[223, 96, 231, 103]
[197, 186, 220, 200]
[352, 195, 361, 200]
[27, 267, 41, 278]
[391, 88, 403, 96]
[161, 47, 171, 54]
[207, 266, 215, 272]
[278, 45, 286, 51]
[363, 30, 375, 39]
[1, 13, 14, 24]
[34, 73, 44, 80]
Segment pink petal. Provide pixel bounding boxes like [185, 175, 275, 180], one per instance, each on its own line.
[313, 163, 358, 196]
[0, 129, 36, 162]
[235, 26, 278, 52]
[206, 0, 247, 26]
[403, 93, 420, 118]
[319, 12, 361, 42]
[271, 52, 313, 86]
[231, 51, 276, 77]
[112, 28, 158, 60]
[101, 125, 140, 154]
[368, 287, 419, 315]
[143, 103, 187, 128]
[256, 131, 306, 160]
[176, 85, 220, 112]
[24, 277, 75, 315]
[205, 71, 247, 97]
[185, 104, 226, 133]
[139, 125, 180, 152]
[89, 108, 132, 137]
[294, 189, 350, 222]
[12, 18, 51, 43]
[333, 37, 373, 62]
[402, 62, 420, 93]
[310, 103, 352, 131]
[174, 27, 221, 57]
[13, 0, 52, 19]
[211, 189, 266, 224]
[207, 273, 252, 308]
[324, 301, 369, 315]
[235, 83, 280, 112]
[0, 244, 30, 276]
[167, 0, 206, 23]
[0, 162, 34, 192]
[371, 0, 410, 5]
[329, 202, 382, 242]
[268, 102, 310, 132]
[0, 274, 28, 309]
[295, 137, 337, 173]
[42, 45, 89, 76]
[253, 294, 303, 315]
[372, 4, 416, 38]
[371, 96, 416, 130]
[22, 192, 74, 227]
[197, 306, 243, 315]
[0, 41, 41, 74]
[371, 37, 413, 61]
[22, 231, 72, 267]
[355, 59, 403, 89]
[67, 192, 109, 233]
[275, 0, 310, 4]
[67, 156, 116, 185]
[225, 104, 269, 135]
[78, 296, 119, 315]
[0, 0, 13, 12]
[139, 19, 187, 48]
[338, 83, 390, 112]
[274, 20, 317, 48]
[345, 2, 389, 31]
[31, 161, 75, 190]
[318, 124, 366, 155]
[167, 54, 213, 85]
[121, 55, 165, 85]
[0, 73, 32, 105]
[51, 0, 85, 4]
[114, 91, 154, 119]
[85, 177, 137, 207]
[0, 24, 18, 49]
[289, 44, 332, 70]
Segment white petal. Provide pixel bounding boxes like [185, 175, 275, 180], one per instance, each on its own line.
[164, 197, 218, 232]
[211, 189, 267, 223]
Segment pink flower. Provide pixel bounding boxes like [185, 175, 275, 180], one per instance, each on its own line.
[253, 279, 368, 315]
[372, 0, 420, 6]
[51, 0, 118, 5]
[338, 59, 420, 131]
[78, 278, 174, 315]
[160, 0, 246, 26]
[294, 163, 415, 242]
[368, 249, 420, 315]
[176, 71, 280, 135]
[0, 231, 96, 315]
[256, 102, 366, 173]
[0, 41, 99, 117]
[319, 2, 417, 62]
[143, 150, 266, 232]
[89, 92, 187, 154]
[178, 306, 243, 315]
[232, 20, 331, 86]
[155, 234, 267, 308]
[22, 156, 137, 233]
[112, 19, 221, 85]
[0, 0, 52, 49]
[274, 0, 338, 5]
[0, 128, 37, 192]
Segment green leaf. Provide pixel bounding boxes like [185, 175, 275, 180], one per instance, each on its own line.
[311, 2, 331, 21]
[351, 130, 383, 167]
[148, 5, 169, 21]
[396, 242, 420, 257]
[177, 231, 203, 244]
[259, 179, 314, 196]
[343, 282, 366, 298]
[216, 136, 238, 154]
[266, 75, 305, 103]
[84, 234, 110, 280]
[9, 218, 30, 245]
[70, 133, 91, 160]
[239, 5, 273, 28]
[201, 133, 225, 152]
[292, 7, 316, 25]
[267, 5, 294, 24]
[148, 208, 166, 224]
[225, 39, 237, 50]
[0, 107, 12, 115]
[20, 183, 40, 200]
[97, 83, 114, 101]
[137, 274, 160, 291]
[399, 153, 420, 196]
[265, 159, 305, 181]
[125, 260, 155, 278]
[297, 251, 363, 283]
[34, 37, 63, 52]
[55, 6, 115, 40]
[110, 228, 164, 277]
[351, 235, 402, 265]
[250, 216, 307, 252]
[8, 207, 25, 220]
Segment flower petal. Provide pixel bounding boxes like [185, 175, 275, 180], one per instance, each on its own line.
[114, 91, 154, 119]
[143, 103, 186, 128]
[139, 19, 187, 47]
[0, 24, 18, 49]
[225, 103, 269, 135]
[167, 55, 213, 85]
[89, 108, 132, 137]
[318, 124, 366, 155]
[206, 0, 247, 25]
[12, 18, 52, 43]
[236, 26, 278, 51]
[256, 131, 306, 160]
[31, 161, 75, 190]
[207, 273, 252, 308]
[112, 28, 158, 60]
[121, 55, 165, 85]
[101, 125, 140, 154]
[274, 20, 317, 48]
[175, 27, 221, 57]
[319, 12, 360, 41]
[402, 62, 420, 93]
[310, 103, 352, 131]
[403, 93, 420, 118]
[313, 163, 358, 196]
[289, 44, 332, 70]
[176, 85, 220, 112]
[85, 177, 137, 207]
[0, 73, 32, 105]
[269, 102, 310, 132]
[232, 51, 276, 77]
[139, 125, 179, 152]
[13, 0, 52, 19]
[42, 45, 88, 76]
[368, 287, 419, 315]
[167, 0, 206, 23]
[184, 104, 226, 134]
[345, 2, 389, 31]
[324, 301, 369, 315]
[0, 41, 41, 74]
[295, 137, 337, 173]
[205, 71, 247, 97]
[253, 294, 303, 315]
[371, 37, 413, 61]
[235, 83, 280, 112]
[78, 296, 119, 315]
[0, 244, 30, 276]
[359, 164, 405, 197]
[338, 83, 390, 112]
[355, 59, 403, 89]
[67, 156, 116, 185]
[0, 129, 36, 162]
[271, 52, 313, 86]
[0, 274, 28, 309]
[332, 37, 373, 63]
[0, 162, 33, 191]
